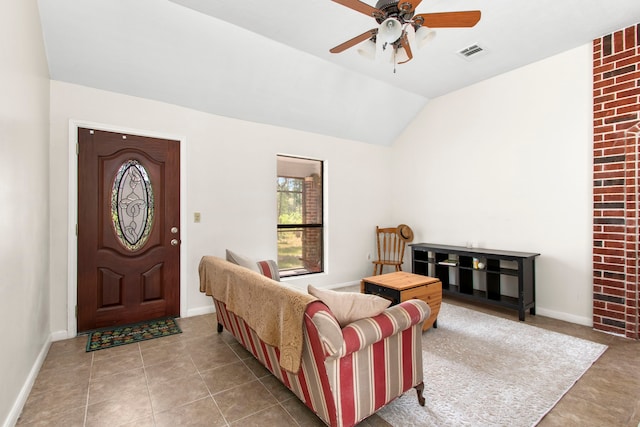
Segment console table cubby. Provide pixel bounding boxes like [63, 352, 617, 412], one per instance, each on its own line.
[410, 243, 540, 321]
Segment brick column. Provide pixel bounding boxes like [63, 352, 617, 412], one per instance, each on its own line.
[302, 174, 322, 273]
[593, 23, 640, 339]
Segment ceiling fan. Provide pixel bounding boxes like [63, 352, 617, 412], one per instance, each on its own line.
[330, 0, 481, 66]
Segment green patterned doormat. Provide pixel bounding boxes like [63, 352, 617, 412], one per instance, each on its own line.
[85, 317, 182, 351]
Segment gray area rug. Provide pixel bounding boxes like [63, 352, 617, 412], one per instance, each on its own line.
[377, 303, 607, 427]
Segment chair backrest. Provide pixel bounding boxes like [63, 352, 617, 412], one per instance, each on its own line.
[375, 226, 406, 263]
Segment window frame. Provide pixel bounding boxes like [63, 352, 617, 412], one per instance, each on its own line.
[276, 155, 324, 278]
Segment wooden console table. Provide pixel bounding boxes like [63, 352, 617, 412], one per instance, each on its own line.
[411, 243, 539, 321]
[361, 271, 442, 331]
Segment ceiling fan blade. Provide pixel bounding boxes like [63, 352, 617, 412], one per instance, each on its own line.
[397, 0, 422, 14]
[398, 33, 413, 64]
[330, 29, 377, 53]
[331, 0, 383, 18]
[414, 10, 481, 28]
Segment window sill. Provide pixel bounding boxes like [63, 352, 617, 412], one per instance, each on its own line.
[280, 269, 312, 278]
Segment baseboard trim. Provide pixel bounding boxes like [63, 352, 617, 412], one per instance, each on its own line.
[186, 305, 215, 318]
[3, 337, 51, 427]
[50, 329, 72, 342]
[325, 280, 360, 290]
[536, 307, 592, 327]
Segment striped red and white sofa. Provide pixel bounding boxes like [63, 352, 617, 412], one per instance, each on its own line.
[200, 258, 431, 427]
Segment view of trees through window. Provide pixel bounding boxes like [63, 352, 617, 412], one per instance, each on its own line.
[277, 156, 323, 276]
[277, 177, 303, 225]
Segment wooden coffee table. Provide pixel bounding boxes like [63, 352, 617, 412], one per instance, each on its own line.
[361, 271, 442, 331]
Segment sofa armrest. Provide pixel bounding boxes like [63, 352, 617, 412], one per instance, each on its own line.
[338, 299, 430, 358]
[308, 299, 430, 359]
[307, 302, 345, 357]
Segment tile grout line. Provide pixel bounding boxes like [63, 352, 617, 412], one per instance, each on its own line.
[139, 343, 158, 426]
[278, 397, 305, 427]
[214, 320, 309, 426]
[193, 335, 233, 426]
[83, 349, 94, 427]
[257, 377, 304, 427]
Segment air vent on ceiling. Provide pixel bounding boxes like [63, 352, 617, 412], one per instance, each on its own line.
[457, 43, 487, 61]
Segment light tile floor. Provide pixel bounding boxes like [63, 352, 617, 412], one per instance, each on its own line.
[16, 295, 640, 426]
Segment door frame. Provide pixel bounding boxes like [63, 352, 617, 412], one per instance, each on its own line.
[66, 119, 188, 338]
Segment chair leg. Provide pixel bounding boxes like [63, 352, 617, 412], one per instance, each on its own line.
[217, 322, 223, 333]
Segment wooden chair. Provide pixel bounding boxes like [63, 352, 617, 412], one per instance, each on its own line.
[372, 226, 406, 275]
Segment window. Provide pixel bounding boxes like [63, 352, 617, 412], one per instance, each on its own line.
[277, 155, 323, 277]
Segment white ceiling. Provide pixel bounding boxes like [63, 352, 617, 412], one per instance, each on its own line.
[37, 0, 640, 145]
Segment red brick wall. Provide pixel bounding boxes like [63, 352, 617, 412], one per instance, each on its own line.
[593, 23, 640, 339]
[302, 175, 322, 273]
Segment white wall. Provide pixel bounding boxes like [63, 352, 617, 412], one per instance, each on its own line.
[49, 45, 596, 334]
[0, 0, 51, 425]
[392, 44, 593, 325]
[48, 81, 393, 335]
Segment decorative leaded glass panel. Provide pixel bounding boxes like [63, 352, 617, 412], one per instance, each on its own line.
[111, 160, 154, 251]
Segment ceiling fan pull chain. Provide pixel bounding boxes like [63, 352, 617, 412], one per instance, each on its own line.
[393, 48, 397, 74]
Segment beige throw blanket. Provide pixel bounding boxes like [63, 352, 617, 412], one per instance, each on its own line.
[198, 256, 317, 373]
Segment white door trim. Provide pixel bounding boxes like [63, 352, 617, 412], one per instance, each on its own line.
[67, 120, 188, 338]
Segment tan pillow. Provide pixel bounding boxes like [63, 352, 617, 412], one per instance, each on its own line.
[225, 249, 260, 272]
[308, 285, 391, 327]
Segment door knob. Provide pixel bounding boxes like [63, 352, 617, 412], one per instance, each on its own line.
[171, 239, 179, 246]
[171, 227, 178, 234]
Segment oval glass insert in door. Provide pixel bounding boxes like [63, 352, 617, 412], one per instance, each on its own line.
[111, 159, 154, 251]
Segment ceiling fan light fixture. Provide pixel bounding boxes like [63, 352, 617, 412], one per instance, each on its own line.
[395, 47, 410, 63]
[329, 1, 481, 71]
[415, 26, 436, 49]
[375, 35, 394, 63]
[357, 39, 377, 60]
[378, 17, 403, 43]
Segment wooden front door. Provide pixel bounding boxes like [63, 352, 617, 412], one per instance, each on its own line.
[77, 128, 180, 332]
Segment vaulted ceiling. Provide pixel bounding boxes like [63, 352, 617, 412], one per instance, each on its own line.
[38, 0, 640, 145]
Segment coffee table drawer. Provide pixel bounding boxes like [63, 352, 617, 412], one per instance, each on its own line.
[401, 286, 429, 301]
[363, 282, 401, 305]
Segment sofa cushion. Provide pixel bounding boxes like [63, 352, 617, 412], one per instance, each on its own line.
[226, 249, 280, 281]
[307, 285, 391, 327]
[257, 259, 280, 281]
